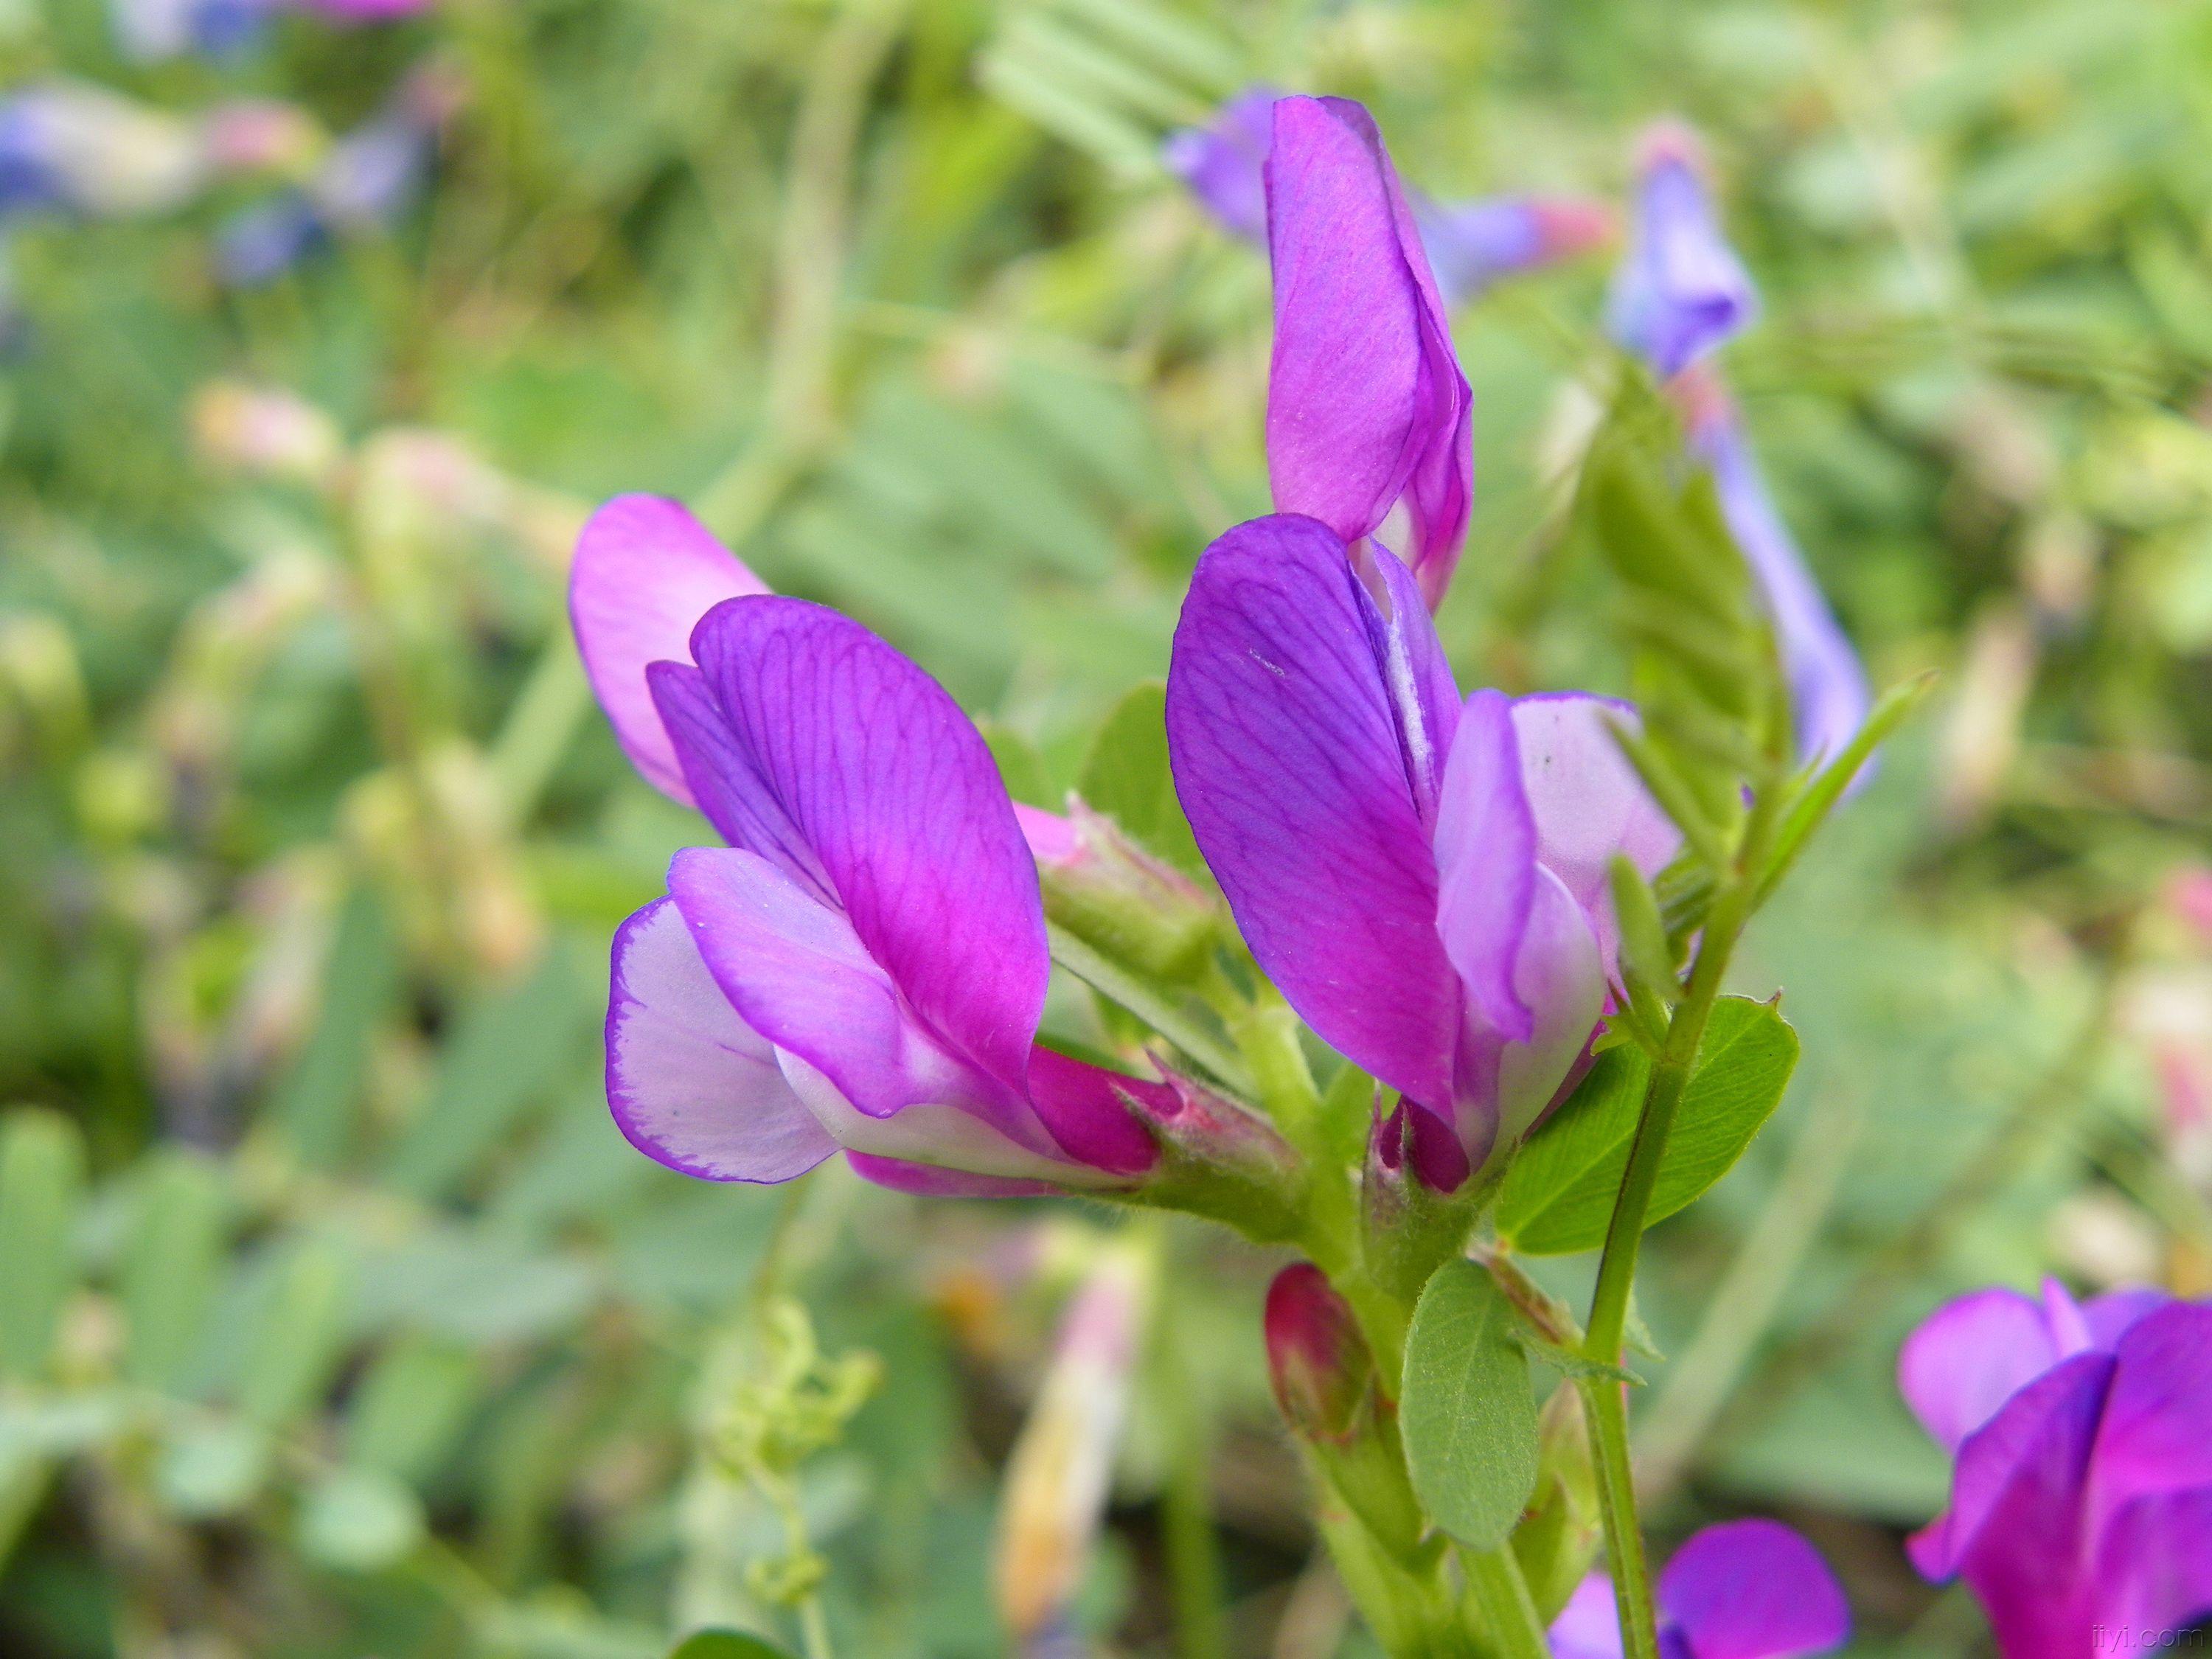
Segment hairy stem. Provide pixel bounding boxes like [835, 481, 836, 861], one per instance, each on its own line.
[1460, 1543, 1553, 1659]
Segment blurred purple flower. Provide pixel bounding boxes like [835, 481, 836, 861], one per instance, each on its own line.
[1162, 84, 1281, 243]
[1264, 95, 1473, 608]
[1900, 1280, 2212, 1655]
[572, 496, 1170, 1194]
[1164, 513, 1676, 1189]
[1165, 88, 1614, 305]
[0, 84, 210, 220]
[1549, 1520, 1849, 1659]
[114, 0, 275, 60]
[1677, 366, 1870, 766]
[1607, 122, 1757, 378]
[218, 68, 453, 287]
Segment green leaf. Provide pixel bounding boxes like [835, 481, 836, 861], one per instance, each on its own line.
[0, 1110, 86, 1381]
[1399, 1260, 1540, 1550]
[1077, 681, 1205, 876]
[268, 885, 400, 1169]
[121, 1150, 230, 1391]
[1495, 998, 1801, 1255]
[237, 1237, 352, 1429]
[666, 1633, 795, 1659]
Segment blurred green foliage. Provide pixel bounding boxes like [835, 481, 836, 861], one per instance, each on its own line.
[7, 0, 2212, 1653]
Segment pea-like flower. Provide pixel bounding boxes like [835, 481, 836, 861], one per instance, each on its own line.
[1164, 513, 1676, 1189]
[1548, 1520, 1849, 1659]
[1263, 95, 1473, 609]
[1605, 122, 1756, 380]
[572, 497, 1168, 1194]
[1899, 1279, 2212, 1654]
[1165, 86, 1612, 305]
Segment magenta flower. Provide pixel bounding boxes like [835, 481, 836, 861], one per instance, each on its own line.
[1899, 1280, 2212, 1655]
[1606, 122, 1757, 379]
[1164, 513, 1676, 1189]
[1166, 89, 1612, 306]
[1264, 96, 1473, 609]
[1549, 1520, 1849, 1659]
[571, 497, 1166, 1194]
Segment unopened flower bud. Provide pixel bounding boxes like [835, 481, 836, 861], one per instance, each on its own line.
[1117, 1063, 1303, 1241]
[191, 381, 342, 487]
[1362, 1102, 1485, 1302]
[1029, 799, 1217, 981]
[1264, 1264, 1369, 1444]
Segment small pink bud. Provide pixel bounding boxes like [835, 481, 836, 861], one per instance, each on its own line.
[1264, 1264, 1371, 1445]
[1529, 197, 1617, 261]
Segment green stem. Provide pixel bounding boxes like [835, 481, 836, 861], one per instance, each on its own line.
[1046, 924, 1254, 1096]
[1461, 1544, 1553, 1659]
[1578, 777, 1781, 1659]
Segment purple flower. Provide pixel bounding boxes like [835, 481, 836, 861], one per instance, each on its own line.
[217, 69, 453, 288]
[1900, 1280, 2212, 1655]
[0, 84, 209, 221]
[1265, 96, 1474, 610]
[1677, 367, 1870, 766]
[1166, 89, 1613, 306]
[1549, 1520, 1849, 1659]
[1607, 122, 1757, 379]
[1164, 513, 1676, 1189]
[1413, 194, 1615, 305]
[1161, 84, 1281, 243]
[572, 496, 1167, 1194]
[114, 0, 275, 60]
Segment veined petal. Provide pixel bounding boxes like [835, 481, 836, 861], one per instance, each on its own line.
[1166, 515, 1458, 1108]
[569, 495, 765, 805]
[1508, 693, 1680, 979]
[689, 597, 1049, 1098]
[1433, 689, 1537, 1041]
[1898, 1287, 2065, 1455]
[1265, 96, 1472, 605]
[604, 899, 835, 1183]
[647, 661, 830, 896]
[1657, 1520, 1849, 1659]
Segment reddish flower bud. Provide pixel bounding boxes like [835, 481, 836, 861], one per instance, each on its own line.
[1264, 1264, 1371, 1445]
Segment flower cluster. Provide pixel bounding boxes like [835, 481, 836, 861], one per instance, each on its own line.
[571, 83, 2205, 1659]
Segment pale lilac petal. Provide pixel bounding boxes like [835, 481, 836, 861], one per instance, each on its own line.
[569, 495, 765, 805]
[1433, 689, 1537, 1041]
[604, 899, 835, 1183]
[776, 1051, 1096, 1185]
[1908, 1352, 2109, 1607]
[1265, 96, 1472, 605]
[1166, 515, 1458, 1109]
[1455, 866, 1605, 1169]
[1898, 1287, 2062, 1454]
[1658, 1520, 1848, 1659]
[1607, 126, 1757, 378]
[2084, 1287, 2171, 1349]
[2089, 1301, 2212, 1529]
[2095, 1489, 2212, 1638]
[1507, 693, 1679, 979]
[667, 846, 930, 1119]
[1161, 86, 1281, 243]
[689, 597, 1048, 1099]
[1686, 392, 1869, 768]
[843, 1153, 1058, 1198]
[1550, 1573, 1626, 1659]
[1024, 1047, 1164, 1178]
